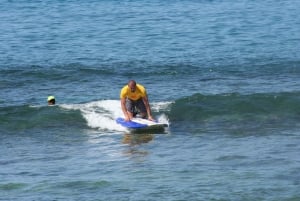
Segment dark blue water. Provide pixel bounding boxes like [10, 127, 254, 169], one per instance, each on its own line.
[1, 0, 300, 200]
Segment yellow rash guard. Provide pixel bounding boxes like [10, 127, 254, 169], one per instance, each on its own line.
[120, 84, 147, 101]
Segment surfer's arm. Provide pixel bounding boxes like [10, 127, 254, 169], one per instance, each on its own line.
[121, 98, 130, 121]
[142, 96, 154, 121]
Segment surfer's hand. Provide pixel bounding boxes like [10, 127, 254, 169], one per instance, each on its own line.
[148, 116, 155, 121]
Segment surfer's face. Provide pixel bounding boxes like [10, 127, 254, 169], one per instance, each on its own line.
[129, 83, 136, 92]
[130, 86, 136, 92]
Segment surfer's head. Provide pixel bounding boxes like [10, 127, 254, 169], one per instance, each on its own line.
[128, 80, 136, 92]
[47, 96, 55, 105]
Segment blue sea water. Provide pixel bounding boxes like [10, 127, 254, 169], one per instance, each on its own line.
[1, 0, 300, 200]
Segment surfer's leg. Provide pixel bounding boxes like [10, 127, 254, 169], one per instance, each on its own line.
[132, 107, 138, 117]
[125, 98, 135, 118]
[136, 98, 147, 118]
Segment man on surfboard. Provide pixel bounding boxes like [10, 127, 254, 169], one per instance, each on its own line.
[120, 80, 154, 122]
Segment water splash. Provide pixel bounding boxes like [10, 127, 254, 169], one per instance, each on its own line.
[60, 100, 171, 131]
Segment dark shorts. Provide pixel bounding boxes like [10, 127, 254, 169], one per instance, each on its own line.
[126, 98, 146, 114]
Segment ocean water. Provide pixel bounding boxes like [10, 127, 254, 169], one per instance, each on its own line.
[1, 0, 300, 200]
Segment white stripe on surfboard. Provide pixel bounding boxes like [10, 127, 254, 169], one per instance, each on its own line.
[131, 118, 166, 126]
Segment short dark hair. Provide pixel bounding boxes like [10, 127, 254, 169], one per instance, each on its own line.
[48, 99, 55, 104]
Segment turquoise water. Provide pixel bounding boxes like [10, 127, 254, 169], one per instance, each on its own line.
[1, 0, 300, 200]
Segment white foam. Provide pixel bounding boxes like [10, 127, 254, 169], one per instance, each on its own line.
[157, 113, 170, 126]
[60, 100, 171, 131]
[151, 101, 173, 112]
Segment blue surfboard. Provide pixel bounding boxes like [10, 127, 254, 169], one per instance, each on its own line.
[116, 117, 168, 130]
[116, 117, 148, 129]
